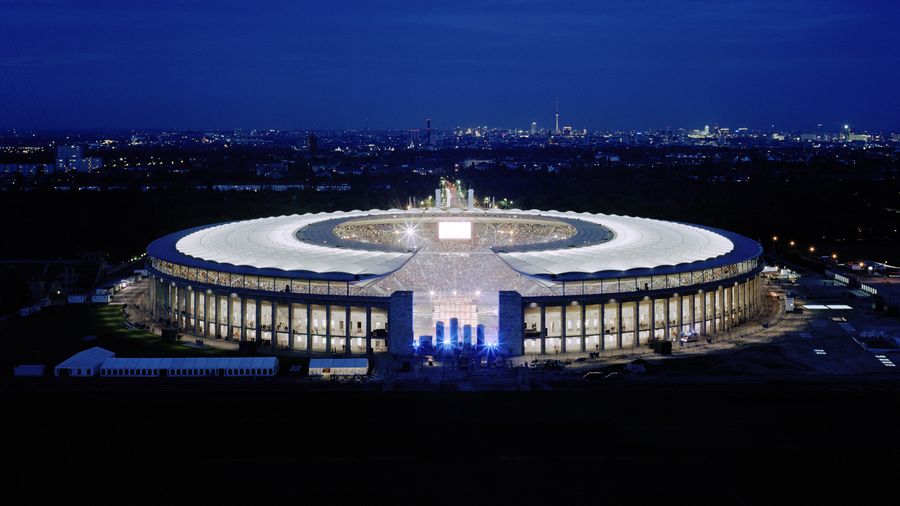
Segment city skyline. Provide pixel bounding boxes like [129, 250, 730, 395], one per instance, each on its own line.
[0, 1, 897, 131]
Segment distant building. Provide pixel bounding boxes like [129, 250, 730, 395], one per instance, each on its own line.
[56, 145, 102, 173]
[530, 122, 538, 135]
[56, 145, 82, 164]
[315, 182, 351, 192]
[0, 163, 55, 176]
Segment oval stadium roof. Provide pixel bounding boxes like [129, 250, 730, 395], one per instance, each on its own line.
[147, 209, 761, 282]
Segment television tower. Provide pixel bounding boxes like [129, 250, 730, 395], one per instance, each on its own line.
[554, 97, 560, 134]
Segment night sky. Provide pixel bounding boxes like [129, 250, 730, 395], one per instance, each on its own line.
[0, 0, 897, 131]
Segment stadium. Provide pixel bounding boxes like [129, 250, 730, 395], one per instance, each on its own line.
[145, 187, 763, 358]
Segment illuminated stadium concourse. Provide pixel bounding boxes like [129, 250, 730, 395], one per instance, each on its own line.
[145, 186, 763, 358]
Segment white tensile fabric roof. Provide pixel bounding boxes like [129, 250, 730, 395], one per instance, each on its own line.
[55, 346, 115, 371]
[100, 356, 277, 371]
[493, 210, 734, 275]
[174, 209, 735, 277]
[175, 210, 414, 276]
[308, 358, 369, 374]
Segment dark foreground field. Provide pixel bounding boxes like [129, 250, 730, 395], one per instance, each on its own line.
[3, 382, 899, 504]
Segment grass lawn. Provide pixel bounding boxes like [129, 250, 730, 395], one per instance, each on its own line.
[0, 304, 235, 373]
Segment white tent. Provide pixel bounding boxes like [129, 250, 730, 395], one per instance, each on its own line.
[308, 358, 368, 376]
[54, 347, 115, 377]
[99, 356, 278, 377]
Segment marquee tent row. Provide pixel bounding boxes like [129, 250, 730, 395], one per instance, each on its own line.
[54, 348, 278, 378]
[308, 358, 368, 376]
[100, 356, 278, 377]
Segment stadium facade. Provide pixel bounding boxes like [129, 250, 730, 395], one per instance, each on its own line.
[146, 205, 763, 358]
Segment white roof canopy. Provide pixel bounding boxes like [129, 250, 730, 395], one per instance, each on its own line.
[174, 209, 736, 278]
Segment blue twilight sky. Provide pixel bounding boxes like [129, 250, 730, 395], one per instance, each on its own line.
[0, 0, 897, 131]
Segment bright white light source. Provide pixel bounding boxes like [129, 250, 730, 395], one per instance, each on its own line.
[438, 221, 472, 240]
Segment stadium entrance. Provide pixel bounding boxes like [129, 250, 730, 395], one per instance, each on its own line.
[412, 289, 499, 350]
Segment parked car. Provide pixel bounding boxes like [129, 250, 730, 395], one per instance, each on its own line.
[625, 361, 646, 374]
[680, 331, 699, 344]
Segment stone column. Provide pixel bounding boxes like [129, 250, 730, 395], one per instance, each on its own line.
[148, 277, 155, 318]
[287, 302, 294, 350]
[193, 289, 199, 334]
[185, 287, 191, 329]
[271, 301, 278, 347]
[700, 291, 707, 335]
[325, 304, 332, 353]
[743, 281, 749, 321]
[539, 304, 546, 355]
[580, 303, 587, 352]
[600, 302, 606, 352]
[204, 292, 211, 337]
[560, 304, 567, 354]
[663, 297, 672, 340]
[214, 293, 220, 338]
[240, 297, 247, 342]
[226, 295, 233, 339]
[616, 301, 623, 349]
[180, 286, 188, 330]
[649, 298, 656, 340]
[173, 286, 179, 328]
[710, 289, 717, 335]
[677, 294, 684, 336]
[365, 305, 372, 354]
[306, 304, 313, 352]
[725, 285, 735, 329]
[689, 293, 696, 332]
[345, 306, 351, 356]
[255, 298, 262, 342]
[733, 285, 738, 325]
[173, 284, 179, 325]
[716, 286, 727, 332]
[633, 299, 640, 345]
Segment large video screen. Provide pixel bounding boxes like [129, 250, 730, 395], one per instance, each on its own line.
[438, 221, 472, 240]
